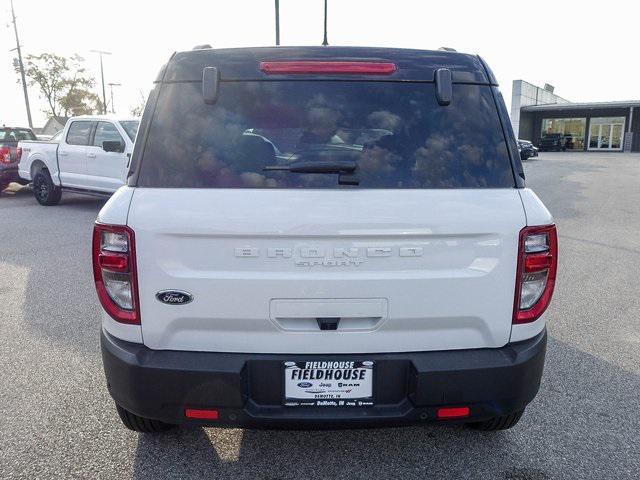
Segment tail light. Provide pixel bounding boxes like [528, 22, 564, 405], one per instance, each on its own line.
[16, 146, 22, 161]
[260, 61, 397, 75]
[513, 225, 558, 324]
[0, 146, 11, 164]
[92, 223, 140, 324]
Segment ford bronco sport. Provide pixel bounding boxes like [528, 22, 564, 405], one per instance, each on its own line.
[95, 46, 557, 432]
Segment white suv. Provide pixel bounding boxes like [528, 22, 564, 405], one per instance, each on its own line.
[95, 46, 557, 432]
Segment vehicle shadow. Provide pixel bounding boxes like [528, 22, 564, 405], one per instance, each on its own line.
[131, 335, 640, 480]
[0, 184, 107, 210]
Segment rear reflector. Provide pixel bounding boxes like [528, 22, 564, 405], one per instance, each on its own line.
[185, 408, 219, 420]
[260, 61, 397, 75]
[437, 406, 470, 419]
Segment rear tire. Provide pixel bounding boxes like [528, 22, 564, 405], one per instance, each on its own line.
[467, 409, 524, 431]
[115, 404, 174, 433]
[32, 171, 62, 206]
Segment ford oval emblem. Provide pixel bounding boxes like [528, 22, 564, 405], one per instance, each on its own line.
[156, 290, 193, 305]
[297, 382, 313, 388]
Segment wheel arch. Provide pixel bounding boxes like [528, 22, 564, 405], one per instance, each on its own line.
[30, 159, 49, 179]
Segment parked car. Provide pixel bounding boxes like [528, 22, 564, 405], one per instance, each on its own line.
[96, 46, 556, 433]
[18, 116, 140, 205]
[518, 139, 538, 160]
[1, 126, 36, 192]
[539, 133, 565, 152]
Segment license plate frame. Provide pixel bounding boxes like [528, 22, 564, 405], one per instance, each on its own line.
[283, 360, 374, 407]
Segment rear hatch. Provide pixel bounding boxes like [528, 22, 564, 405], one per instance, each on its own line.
[127, 49, 526, 354]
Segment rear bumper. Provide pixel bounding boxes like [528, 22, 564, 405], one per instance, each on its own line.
[101, 329, 547, 428]
[0, 164, 20, 184]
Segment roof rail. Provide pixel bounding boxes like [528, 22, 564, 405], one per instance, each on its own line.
[193, 44, 212, 50]
[438, 47, 457, 52]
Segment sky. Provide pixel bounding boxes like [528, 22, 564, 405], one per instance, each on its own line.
[1, 0, 639, 128]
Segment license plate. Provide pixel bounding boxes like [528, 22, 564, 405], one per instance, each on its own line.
[283, 360, 374, 407]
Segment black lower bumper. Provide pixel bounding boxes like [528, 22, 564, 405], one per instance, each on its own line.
[101, 329, 546, 428]
[0, 165, 20, 185]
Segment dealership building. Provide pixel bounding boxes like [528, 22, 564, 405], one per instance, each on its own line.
[510, 80, 639, 152]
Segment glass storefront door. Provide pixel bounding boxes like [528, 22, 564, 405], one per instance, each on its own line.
[611, 124, 623, 149]
[588, 117, 625, 151]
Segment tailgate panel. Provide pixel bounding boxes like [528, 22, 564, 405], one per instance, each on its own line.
[128, 188, 525, 353]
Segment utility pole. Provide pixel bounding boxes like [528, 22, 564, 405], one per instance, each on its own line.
[107, 83, 121, 114]
[10, 0, 33, 128]
[322, 0, 328, 46]
[274, 0, 280, 45]
[90, 50, 111, 114]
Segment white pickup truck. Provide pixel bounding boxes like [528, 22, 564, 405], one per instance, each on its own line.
[18, 115, 139, 205]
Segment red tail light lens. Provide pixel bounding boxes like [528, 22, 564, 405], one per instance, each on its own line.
[0, 146, 11, 164]
[16, 147, 22, 161]
[98, 252, 129, 272]
[260, 61, 397, 75]
[513, 225, 558, 324]
[92, 223, 140, 324]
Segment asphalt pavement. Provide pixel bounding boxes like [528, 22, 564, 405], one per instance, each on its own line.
[0, 152, 638, 479]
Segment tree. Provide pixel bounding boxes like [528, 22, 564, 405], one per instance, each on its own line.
[130, 90, 148, 117]
[16, 53, 103, 117]
[59, 89, 104, 116]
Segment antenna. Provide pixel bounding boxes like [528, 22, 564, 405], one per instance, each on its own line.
[322, 0, 328, 46]
[275, 0, 280, 45]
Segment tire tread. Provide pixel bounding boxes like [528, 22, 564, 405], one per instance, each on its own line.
[467, 409, 524, 431]
[33, 171, 62, 206]
[115, 404, 173, 433]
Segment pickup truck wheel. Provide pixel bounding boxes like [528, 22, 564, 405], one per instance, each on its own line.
[466, 409, 524, 431]
[33, 171, 62, 206]
[115, 404, 174, 433]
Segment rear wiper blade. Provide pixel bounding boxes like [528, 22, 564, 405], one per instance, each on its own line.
[263, 159, 356, 174]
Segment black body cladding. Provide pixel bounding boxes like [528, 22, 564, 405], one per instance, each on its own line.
[102, 329, 546, 428]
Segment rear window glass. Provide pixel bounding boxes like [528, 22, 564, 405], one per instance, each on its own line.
[1, 128, 36, 142]
[138, 81, 513, 189]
